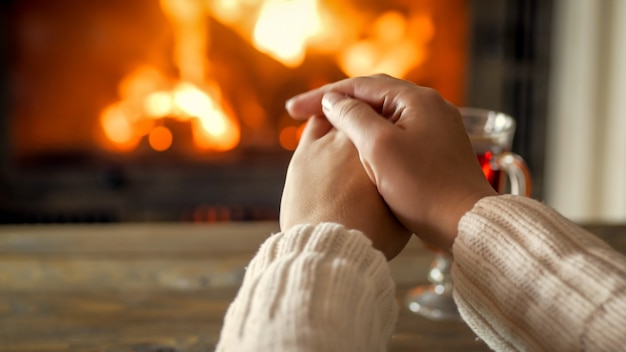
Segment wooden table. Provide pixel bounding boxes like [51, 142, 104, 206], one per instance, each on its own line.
[0, 223, 624, 351]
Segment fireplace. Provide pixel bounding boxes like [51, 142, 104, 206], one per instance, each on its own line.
[0, 0, 552, 223]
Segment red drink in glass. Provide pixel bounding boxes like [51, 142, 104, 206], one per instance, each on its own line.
[477, 151, 503, 191]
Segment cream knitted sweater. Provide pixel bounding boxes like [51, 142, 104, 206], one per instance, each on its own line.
[217, 195, 626, 351]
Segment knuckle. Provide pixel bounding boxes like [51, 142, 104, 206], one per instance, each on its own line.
[423, 87, 445, 105]
[334, 98, 364, 121]
[419, 87, 445, 103]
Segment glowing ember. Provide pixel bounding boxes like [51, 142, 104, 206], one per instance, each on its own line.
[100, 103, 138, 151]
[149, 126, 174, 152]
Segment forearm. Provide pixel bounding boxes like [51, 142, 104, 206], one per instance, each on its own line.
[452, 195, 626, 351]
[217, 222, 398, 352]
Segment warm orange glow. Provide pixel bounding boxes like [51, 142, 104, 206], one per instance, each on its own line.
[279, 123, 307, 151]
[95, 0, 462, 155]
[209, 0, 257, 24]
[338, 11, 434, 78]
[279, 126, 298, 150]
[192, 117, 240, 151]
[149, 126, 174, 152]
[173, 83, 225, 130]
[118, 66, 166, 102]
[253, 0, 322, 67]
[209, 0, 340, 62]
[160, 0, 207, 83]
[14, 1, 469, 160]
[101, 105, 132, 144]
[144, 91, 174, 118]
[411, 14, 436, 44]
[207, 2, 437, 76]
[177, 83, 241, 151]
[100, 103, 142, 151]
[101, 70, 240, 152]
[100, 0, 241, 153]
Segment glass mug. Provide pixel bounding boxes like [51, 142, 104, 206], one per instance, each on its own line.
[405, 108, 531, 321]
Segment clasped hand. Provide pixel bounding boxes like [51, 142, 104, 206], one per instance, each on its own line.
[280, 74, 497, 258]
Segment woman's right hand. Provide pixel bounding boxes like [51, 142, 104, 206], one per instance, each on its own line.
[286, 74, 497, 251]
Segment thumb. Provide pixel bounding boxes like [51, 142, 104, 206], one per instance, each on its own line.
[321, 92, 391, 154]
[321, 91, 392, 184]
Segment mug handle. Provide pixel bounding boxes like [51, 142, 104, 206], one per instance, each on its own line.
[494, 152, 532, 196]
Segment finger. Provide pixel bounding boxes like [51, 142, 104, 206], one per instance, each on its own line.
[298, 114, 333, 145]
[285, 74, 413, 119]
[321, 91, 392, 157]
[285, 89, 325, 120]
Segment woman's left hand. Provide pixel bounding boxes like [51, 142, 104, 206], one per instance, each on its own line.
[280, 115, 411, 260]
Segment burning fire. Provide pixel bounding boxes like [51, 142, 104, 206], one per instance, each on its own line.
[100, 0, 438, 153]
[101, 66, 240, 152]
[339, 11, 434, 78]
[101, 0, 240, 153]
[253, 0, 323, 68]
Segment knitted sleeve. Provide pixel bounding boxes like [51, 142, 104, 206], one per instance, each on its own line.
[452, 195, 626, 351]
[216, 222, 397, 352]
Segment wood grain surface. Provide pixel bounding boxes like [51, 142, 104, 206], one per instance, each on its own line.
[0, 223, 624, 351]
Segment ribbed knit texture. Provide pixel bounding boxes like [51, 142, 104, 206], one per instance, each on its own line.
[453, 195, 626, 351]
[216, 222, 397, 352]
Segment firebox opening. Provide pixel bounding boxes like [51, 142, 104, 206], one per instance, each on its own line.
[1, 0, 476, 223]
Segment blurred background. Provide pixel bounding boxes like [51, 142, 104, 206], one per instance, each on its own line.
[0, 0, 623, 224]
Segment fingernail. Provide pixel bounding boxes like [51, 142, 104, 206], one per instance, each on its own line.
[321, 92, 344, 113]
[285, 97, 295, 111]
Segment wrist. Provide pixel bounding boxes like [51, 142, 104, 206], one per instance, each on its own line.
[427, 189, 498, 252]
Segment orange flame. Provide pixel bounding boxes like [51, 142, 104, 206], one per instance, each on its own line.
[339, 11, 434, 78]
[100, 0, 439, 154]
[159, 0, 207, 83]
[211, 2, 435, 78]
[253, 0, 322, 67]
[100, 0, 240, 153]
